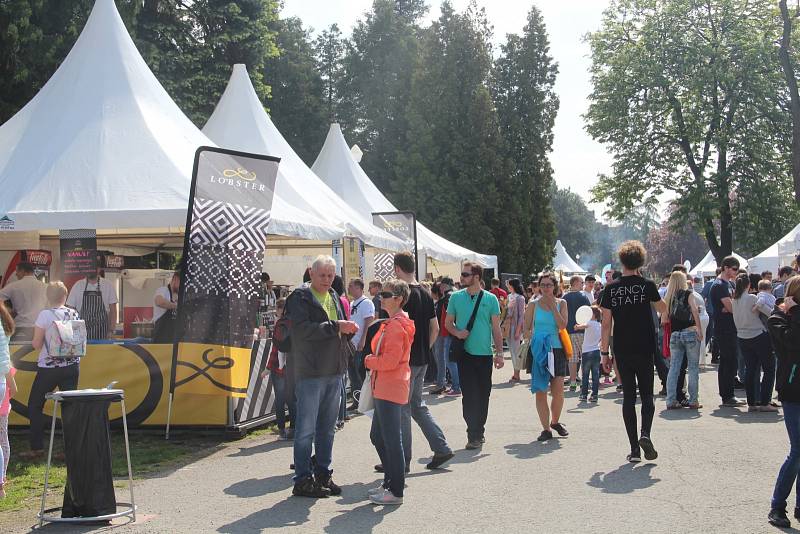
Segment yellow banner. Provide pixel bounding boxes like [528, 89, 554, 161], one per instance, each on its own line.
[174, 343, 251, 398]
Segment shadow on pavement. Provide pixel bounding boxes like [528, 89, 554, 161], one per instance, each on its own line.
[709, 408, 784, 424]
[227, 438, 293, 458]
[217, 495, 315, 532]
[224, 473, 294, 498]
[658, 408, 702, 420]
[587, 463, 661, 494]
[504, 439, 562, 459]
[324, 502, 399, 533]
[447, 448, 489, 465]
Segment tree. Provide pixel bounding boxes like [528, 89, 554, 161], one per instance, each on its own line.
[586, 0, 791, 265]
[338, 0, 427, 192]
[645, 205, 707, 277]
[779, 0, 800, 202]
[492, 5, 559, 273]
[314, 23, 344, 123]
[550, 187, 597, 267]
[264, 17, 326, 164]
[396, 1, 513, 267]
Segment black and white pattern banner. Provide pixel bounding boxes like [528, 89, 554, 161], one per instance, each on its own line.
[374, 253, 395, 281]
[59, 229, 96, 240]
[189, 197, 270, 252]
[184, 244, 262, 300]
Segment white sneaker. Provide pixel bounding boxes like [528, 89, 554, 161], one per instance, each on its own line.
[368, 484, 384, 496]
[370, 489, 403, 505]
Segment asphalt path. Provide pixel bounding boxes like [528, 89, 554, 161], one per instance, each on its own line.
[7, 357, 794, 533]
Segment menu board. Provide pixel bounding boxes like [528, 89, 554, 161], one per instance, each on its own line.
[59, 229, 98, 277]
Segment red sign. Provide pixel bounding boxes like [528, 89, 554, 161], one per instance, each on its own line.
[23, 250, 52, 266]
[104, 255, 124, 269]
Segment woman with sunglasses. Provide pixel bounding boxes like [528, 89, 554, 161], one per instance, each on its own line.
[523, 272, 569, 441]
[364, 279, 415, 505]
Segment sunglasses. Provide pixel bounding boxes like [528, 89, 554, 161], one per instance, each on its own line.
[540, 283, 555, 288]
[460, 272, 474, 278]
[379, 291, 398, 299]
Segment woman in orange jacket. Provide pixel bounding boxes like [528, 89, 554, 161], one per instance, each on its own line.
[364, 278, 415, 505]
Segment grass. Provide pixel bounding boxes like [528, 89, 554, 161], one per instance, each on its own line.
[0, 429, 228, 515]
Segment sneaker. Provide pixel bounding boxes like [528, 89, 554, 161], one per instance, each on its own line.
[687, 403, 703, 409]
[537, 430, 553, 442]
[769, 508, 791, 528]
[657, 386, 667, 396]
[445, 389, 462, 397]
[465, 440, 482, 450]
[426, 451, 455, 470]
[578, 395, 588, 402]
[638, 436, 658, 461]
[430, 386, 447, 395]
[721, 397, 745, 407]
[569, 383, 577, 392]
[316, 472, 342, 496]
[550, 422, 569, 437]
[666, 403, 683, 410]
[734, 379, 745, 389]
[348, 401, 360, 412]
[278, 429, 290, 441]
[589, 395, 598, 403]
[368, 484, 385, 496]
[627, 452, 642, 463]
[760, 404, 779, 412]
[369, 488, 403, 505]
[292, 477, 330, 498]
[748, 405, 761, 413]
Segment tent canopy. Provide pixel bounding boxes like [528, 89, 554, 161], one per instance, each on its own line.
[311, 123, 498, 268]
[0, 0, 212, 231]
[552, 240, 587, 274]
[748, 222, 800, 275]
[690, 250, 749, 277]
[202, 65, 406, 252]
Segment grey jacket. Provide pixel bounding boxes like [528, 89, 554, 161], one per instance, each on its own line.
[285, 286, 347, 379]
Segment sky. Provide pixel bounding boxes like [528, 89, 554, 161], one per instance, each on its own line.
[281, 0, 614, 216]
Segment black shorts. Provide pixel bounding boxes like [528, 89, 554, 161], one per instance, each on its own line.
[552, 348, 569, 377]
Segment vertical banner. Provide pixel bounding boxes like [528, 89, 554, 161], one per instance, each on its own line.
[342, 236, 363, 287]
[59, 229, 98, 278]
[171, 147, 279, 399]
[372, 211, 417, 277]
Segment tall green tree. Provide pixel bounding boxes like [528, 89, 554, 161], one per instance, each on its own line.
[338, 0, 427, 192]
[550, 187, 597, 264]
[586, 0, 792, 265]
[396, 1, 512, 267]
[314, 23, 344, 123]
[492, 5, 559, 272]
[264, 17, 326, 164]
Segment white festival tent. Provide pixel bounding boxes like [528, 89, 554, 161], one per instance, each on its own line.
[310, 123, 498, 269]
[690, 250, 749, 277]
[552, 240, 587, 274]
[748, 222, 800, 275]
[202, 65, 407, 254]
[0, 0, 348, 249]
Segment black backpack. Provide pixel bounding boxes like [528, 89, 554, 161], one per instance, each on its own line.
[670, 290, 694, 331]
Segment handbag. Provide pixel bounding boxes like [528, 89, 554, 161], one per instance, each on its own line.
[449, 290, 484, 363]
[358, 319, 390, 414]
[558, 329, 573, 358]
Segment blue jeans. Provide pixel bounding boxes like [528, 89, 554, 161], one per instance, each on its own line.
[272, 373, 295, 431]
[434, 336, 448, 388]
[371, 398, 405, 497]
[739, 332, 776, 406]
[338, 374, 347, 423]
[442, 337, 461, 392]
[293, 374, 341, 481]
[667, 329, 701, 405]
[773, 401, 800, 510]
[580, 350, 601, 397]
[402, 365, 451, 465]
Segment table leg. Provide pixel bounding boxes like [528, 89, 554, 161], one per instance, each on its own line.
[38, 399, 59, 528]
[120, 399, 136, 522]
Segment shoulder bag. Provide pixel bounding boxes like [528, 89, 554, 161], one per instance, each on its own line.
[448, 291, 484, 363]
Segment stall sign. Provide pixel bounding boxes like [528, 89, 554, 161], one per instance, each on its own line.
[372, 211, 417, 279]
[59, 229, 97, 277]
[23, 250, 52, 266]
[104, 255, 124, 269]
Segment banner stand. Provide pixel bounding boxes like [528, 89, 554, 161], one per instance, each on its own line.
[371, 211, 418, 277]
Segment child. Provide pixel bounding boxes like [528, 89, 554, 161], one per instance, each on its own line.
[576, 306, 602, 402]
[263, 298, 295, 440]
[0, 367, 15, 497]
[754, 279, 776, 329]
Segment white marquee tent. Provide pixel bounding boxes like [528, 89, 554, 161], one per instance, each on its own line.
[202, 66, 406, 253]
[690, 250, 749, 277]
[748, 222, 800, 275]
[310, 123, 498, 268]
[552, 240, 587, 274]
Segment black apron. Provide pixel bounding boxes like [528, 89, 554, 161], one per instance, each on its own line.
[81, 279, 108, 340]
[152, 286, 177, 343]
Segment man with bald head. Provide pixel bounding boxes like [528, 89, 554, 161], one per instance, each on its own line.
[285, 255, 358, 498]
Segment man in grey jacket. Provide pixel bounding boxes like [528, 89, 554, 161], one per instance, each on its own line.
[285, 255, 358, 498]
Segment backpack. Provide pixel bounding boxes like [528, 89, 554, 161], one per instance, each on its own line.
[669, 290, 694, 331]
[44, 308, 87, 358]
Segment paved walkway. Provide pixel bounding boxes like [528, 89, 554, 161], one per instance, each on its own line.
[7, 359, 794, 533]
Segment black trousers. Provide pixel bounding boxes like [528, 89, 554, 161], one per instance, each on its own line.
[28, 365, 80, 450]
[716, 330, 738, 402]
[457, 354, 493, 441]
[615, 354, 655, 452]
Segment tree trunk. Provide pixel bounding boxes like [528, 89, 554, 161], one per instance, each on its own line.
[779, 0, 800, 203]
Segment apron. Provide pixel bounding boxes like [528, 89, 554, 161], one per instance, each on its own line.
[82, 279, 108, 340]
[152, 286, 177, 343]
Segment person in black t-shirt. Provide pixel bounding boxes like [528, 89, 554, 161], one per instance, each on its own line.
[710, 255, 746, 406]
[385, 252, 453, 472]
[600, 241, 666, 463]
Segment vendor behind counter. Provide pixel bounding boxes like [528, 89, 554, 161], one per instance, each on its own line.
[0, 262, 47, 342]
[66, 269, 118, 340]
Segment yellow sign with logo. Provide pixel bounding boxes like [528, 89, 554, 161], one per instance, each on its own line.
[174, 343, 251, 398]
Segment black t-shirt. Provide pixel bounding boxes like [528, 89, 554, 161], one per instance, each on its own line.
[404, 284, 436, 366]
[599, 275, 661, 357]
[710, 277, 736, 334]
[564, 290, 591, 333]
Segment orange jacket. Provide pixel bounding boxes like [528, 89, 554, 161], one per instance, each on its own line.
[364, 312, 415, 405]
